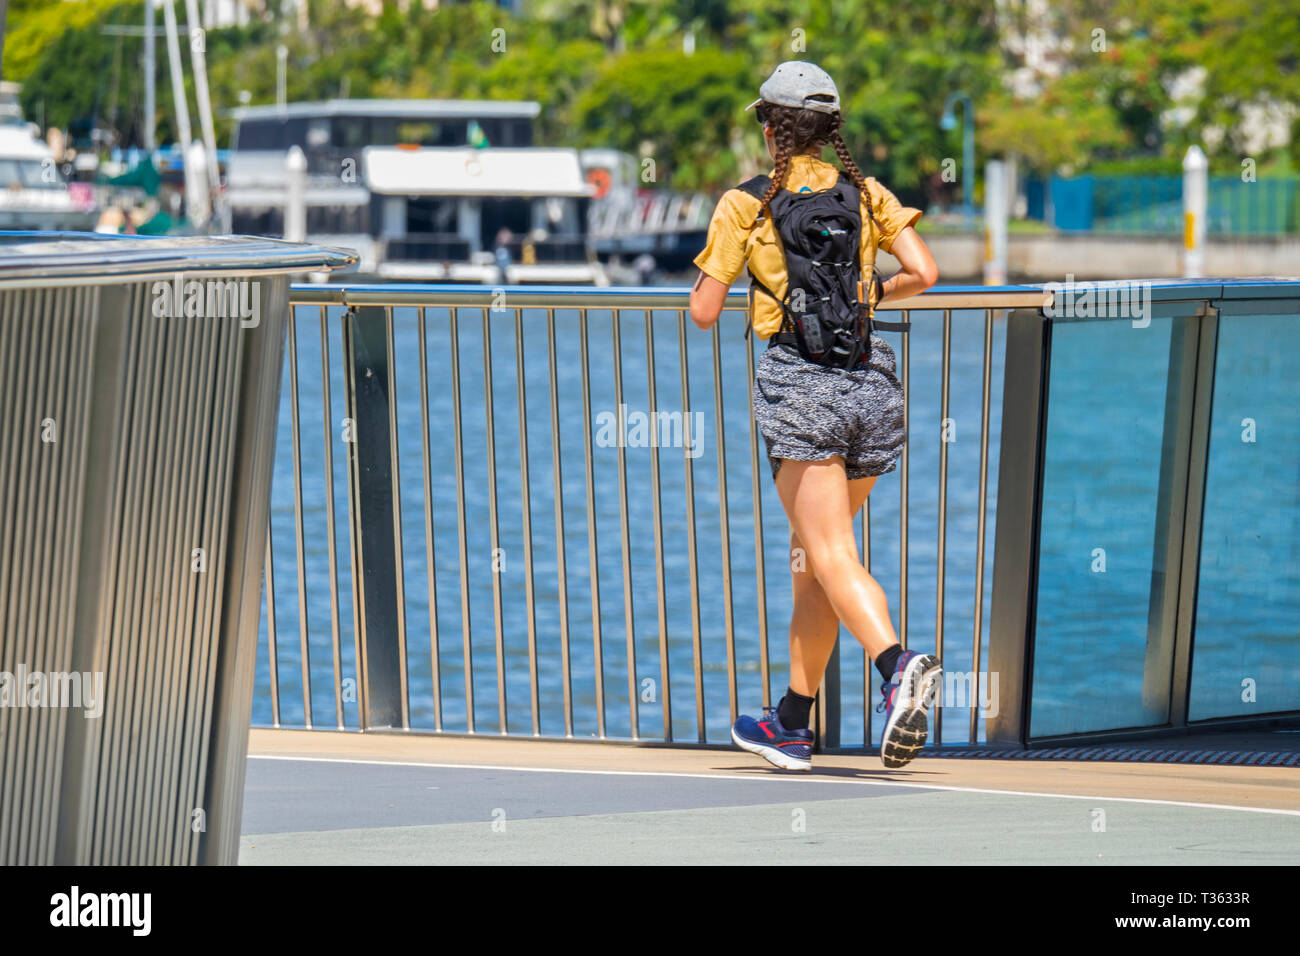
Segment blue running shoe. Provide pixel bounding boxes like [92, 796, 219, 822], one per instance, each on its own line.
[876, 650, 942, 769]
[731, 701, 814, 771]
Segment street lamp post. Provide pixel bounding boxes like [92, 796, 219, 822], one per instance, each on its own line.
[941, 91, 974, 228]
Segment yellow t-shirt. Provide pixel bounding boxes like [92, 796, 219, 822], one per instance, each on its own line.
[693, 154, 923, 339]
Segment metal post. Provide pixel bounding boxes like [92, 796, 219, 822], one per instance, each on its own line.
[970, 308, 995, 745]
[514, 308, 540, 735]
[899, 313, 910, 648]
[1168, 305, 1219, 727]
[546, 308, 574, 736]
[1140, 312, 1201, 724]
[340, 305, 404, 729]
[578, 309, 605, 737]
[612, 310, 638, 738]
[934, 308, 952, 743]
[816, 643, 841, 751]
[986, 307, 1050, 747]
[481, 307, 506, 733]
[276, 44, 288, 111]
[710, 325, 738, 724]
[677, 311, 705, 741]
[645, 309, 672, 740]
[143, 0, 156, 153]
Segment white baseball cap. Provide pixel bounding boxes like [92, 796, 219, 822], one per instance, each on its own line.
[746, 61, 841, 114]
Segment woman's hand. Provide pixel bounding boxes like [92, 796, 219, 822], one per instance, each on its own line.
[688, 271, 729, 330]
[878, 226, 939, 302]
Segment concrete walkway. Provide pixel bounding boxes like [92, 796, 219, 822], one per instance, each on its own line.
[240, 729, 1300, 865]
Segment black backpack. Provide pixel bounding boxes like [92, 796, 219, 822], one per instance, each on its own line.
[737, 172, 904, 371]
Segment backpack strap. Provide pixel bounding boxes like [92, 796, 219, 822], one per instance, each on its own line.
[736, 174, 772, 204]
[832, 172, 907, 334]
[870, 317, 912, 332]
[733, 174, 784, 341]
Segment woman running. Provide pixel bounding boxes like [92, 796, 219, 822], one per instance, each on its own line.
[688, 61, 942, 771]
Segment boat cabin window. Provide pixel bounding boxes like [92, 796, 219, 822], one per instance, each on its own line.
[406, 197, 459, 236]
[480, 197, 532, 249]
[0, 158, 61, 190]
[236, 112, 535, 152]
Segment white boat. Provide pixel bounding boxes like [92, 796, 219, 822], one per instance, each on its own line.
[0, 107, 98, 231]
[227, 99, 605, 283]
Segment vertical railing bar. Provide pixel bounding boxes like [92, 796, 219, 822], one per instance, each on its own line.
[971, 307, 995, 745]
[935, 307, 952, 745]
[546, 307, 574, 736]
[746, 324, 770, 709]
[383, 305, 411, 731]
[449, 306, 475, 732]
[611, 309, 639, 739]
[862, 497, 871, 745]
[579, 308, 606, 737]
[644, 308, 672, 741]
[481, 306, 508, 734]
[677, 310, 705, 742]
[341, 306, 368, 727]
[264, 528, 280, 727]
[711, 323, 738, 723]
[417, 305, 442, 732]
[287, 306, 312, 729]
[899, 310, 910, 650]
[318, 305, 344, 729]
[514, 305, 540, 735]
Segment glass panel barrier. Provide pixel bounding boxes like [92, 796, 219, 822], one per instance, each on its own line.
[1030, 314, 1183, 737]
[1189, 308, 1300, 720]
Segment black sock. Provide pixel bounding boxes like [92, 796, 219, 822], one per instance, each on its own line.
[875, 644, 903, 682]
[777, 687, 814, 730]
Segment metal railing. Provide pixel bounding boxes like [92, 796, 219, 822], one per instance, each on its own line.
[258, 283, 1049, 749]
[1042, 174, 1300, 234]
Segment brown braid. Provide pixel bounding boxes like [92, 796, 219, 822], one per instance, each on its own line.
[830, 128, 878, 231]
[755, 100, 878, 231]
[758, 106, 797, 212]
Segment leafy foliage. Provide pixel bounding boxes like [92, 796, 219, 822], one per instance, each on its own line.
[8, 0, 1298, 200]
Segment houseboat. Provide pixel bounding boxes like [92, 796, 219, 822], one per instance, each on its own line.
[0, 91, 97, 231]
[226, 99, 604, 283]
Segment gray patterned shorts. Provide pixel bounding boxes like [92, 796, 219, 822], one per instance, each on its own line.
[752, 336, 906, 481]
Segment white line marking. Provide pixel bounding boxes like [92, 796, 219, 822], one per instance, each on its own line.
[246, 753, 1300, 817]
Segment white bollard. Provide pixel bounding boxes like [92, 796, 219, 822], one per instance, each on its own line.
[285, 145, 307, 243]
[1183, 145, 1207, 278]
[984, 159, 1007, 285]
[184, 140, 211, 229]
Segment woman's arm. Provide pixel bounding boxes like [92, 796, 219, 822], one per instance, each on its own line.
[688, 271, 729, 330]
[878, 226, 939, 302]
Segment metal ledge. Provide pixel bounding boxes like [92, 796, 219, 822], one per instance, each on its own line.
[0, 232, 359, 288]
[287, 281, 1056, 311]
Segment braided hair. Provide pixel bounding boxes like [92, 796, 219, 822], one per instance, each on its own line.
[755, 99, 877, 231]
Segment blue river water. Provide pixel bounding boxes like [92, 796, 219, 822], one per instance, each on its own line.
[251, 296, 1299, 745]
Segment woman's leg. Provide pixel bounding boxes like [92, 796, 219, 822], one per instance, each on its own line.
[785, 472, 877, 699]
[776, 457, 902, 673]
